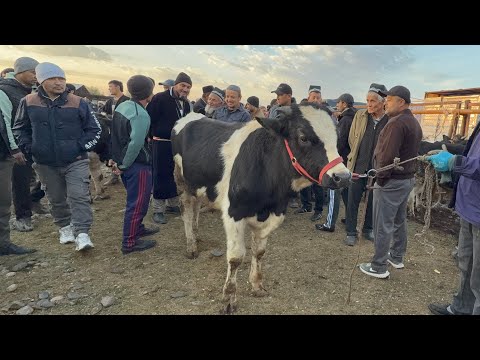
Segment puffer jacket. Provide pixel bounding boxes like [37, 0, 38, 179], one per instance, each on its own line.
[13, 86, 102, 167]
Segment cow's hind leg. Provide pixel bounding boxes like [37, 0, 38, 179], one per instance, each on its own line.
[193, 196, 202, 240]
[174, 162, 199, 258]
[180, 192, 199, 259]
[221, 214, 246, 314]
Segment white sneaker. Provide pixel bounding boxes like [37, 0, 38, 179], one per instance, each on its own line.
[59, 225, 75, 244]
[75, 233, 94, 251]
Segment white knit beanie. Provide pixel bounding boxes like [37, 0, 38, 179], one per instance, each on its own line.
[35, 62, 66, 84]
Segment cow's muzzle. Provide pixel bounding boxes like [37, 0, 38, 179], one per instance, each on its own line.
[321, 171, 351, 189]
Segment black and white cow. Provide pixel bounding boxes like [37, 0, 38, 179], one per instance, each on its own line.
[171, 103, 351, 313]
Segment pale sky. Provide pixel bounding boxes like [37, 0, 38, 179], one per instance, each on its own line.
[1, 45, 479, 106]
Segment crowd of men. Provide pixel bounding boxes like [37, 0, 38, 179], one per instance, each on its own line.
[0, 56, 479, 315]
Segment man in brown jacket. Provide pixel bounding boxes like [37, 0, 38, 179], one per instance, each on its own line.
[359, 85, 422, 279]
[344, 83, 389, 246]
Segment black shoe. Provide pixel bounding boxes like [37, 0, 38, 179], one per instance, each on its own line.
[315, 224, 335, 232]
[341, 218, 346, 224]
[139, 226, 160, 237]
[122, 239, 157, 255]
[310, 211, 322, 222]
[0, 243, 37, 256]
[294, 207, 312, 214]
[428, 303, 455, 315]
[362, 230, 374, 241]
[152, 212, 167, 224]
[344, 235, 358, 246]
[165, 206, 181, 215]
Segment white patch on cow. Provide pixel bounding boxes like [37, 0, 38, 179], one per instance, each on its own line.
[173, 154, 184, 177]
[299, 106, 350, 177]
[245, 213, 285, 239]
[172, 112, 205, 135]
[215, 120, 262, 211]
[196, 186, 207, 197]
[291, 177, 312, 192]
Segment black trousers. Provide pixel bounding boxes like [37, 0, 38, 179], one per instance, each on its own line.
[12, 162, 45, 220]
[300, 184, 324, 212]
[12, 163, 33, 220]
[345, 177, 373, 236]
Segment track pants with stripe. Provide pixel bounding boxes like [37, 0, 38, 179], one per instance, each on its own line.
[121, 162, 152, 249]
[323, 187, 349, 228]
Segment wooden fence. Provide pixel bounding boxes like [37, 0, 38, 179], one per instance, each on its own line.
[354, 101, 480, 141]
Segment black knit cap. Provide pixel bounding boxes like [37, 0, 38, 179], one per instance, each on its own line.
[175, 72, 192, 86]
[247, 96, 259, 108]
[66, 83, 76, 93]
[127, 75, 154, 101]
[202, 85, 214, 94]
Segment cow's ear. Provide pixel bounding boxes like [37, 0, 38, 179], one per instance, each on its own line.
[256, 107, 291, 137]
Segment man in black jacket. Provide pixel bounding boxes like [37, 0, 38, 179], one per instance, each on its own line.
[193, 85, 213, 115]
[147, 72, 192, 224]
[102, 80, 130, 118]
[0, 109, 36, 255]
[316, 93, 357, 232]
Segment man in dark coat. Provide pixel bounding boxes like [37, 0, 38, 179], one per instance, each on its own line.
[147, 72, 192, 224]
[193, 85, 213, 115]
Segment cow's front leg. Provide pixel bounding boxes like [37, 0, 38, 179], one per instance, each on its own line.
[247, 214, 284, 298]
[180, 192, 198, 259]
[221, 214, 246, 314]
[88, 152, 108, 200]
[249, 230, 268, 297]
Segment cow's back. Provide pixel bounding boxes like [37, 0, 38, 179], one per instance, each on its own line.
[172, 116, 244, 201]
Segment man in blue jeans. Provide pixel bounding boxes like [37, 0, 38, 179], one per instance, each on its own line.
[427, 119, 480, 315]
[111, 75, 159, 254]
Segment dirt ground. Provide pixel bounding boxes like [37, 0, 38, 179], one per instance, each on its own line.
[1, 178, 460, 315]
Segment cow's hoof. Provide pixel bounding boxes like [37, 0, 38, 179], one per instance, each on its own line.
[221, 302, 237, 314]
[186, 250, 198, 259]
[252, 288, 268, 297]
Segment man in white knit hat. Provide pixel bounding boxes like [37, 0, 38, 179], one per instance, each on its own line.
[13, 62, 102, 252]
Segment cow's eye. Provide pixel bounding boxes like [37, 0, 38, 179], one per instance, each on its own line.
[300, 135, 307, 143]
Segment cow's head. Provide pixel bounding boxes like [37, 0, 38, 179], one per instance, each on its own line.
[256, 103, 351, 189]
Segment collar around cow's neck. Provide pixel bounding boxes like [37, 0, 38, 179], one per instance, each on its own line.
[283, 139, 343, 185]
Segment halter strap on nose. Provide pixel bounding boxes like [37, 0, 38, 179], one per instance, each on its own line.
[284, 139, 343, 185]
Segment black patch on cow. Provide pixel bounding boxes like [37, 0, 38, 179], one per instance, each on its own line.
[419, 140, 465, 156]
[172, 118, 243, 201]
[228, 128, 296, 221]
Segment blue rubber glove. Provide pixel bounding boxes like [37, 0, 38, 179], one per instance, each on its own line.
[425, 150, 455, 172]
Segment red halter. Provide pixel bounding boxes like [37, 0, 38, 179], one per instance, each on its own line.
[284, 139, 344, 185]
